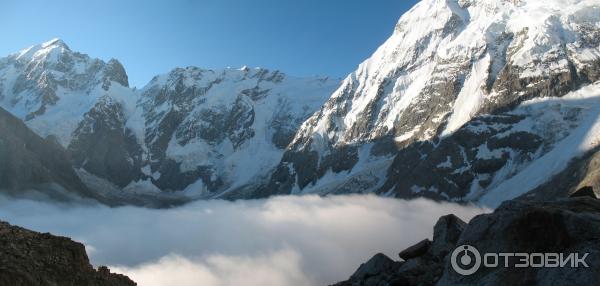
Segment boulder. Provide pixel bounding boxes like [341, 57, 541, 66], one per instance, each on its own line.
[431, 214, 467, 257]
[331, 253, 402, 286]
[399, 239, 432, 261]
[350, 253, 401, 281]
[569, 186, 597, 199]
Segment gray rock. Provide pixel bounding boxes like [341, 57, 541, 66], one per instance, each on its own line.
[570, 186, 597, 199]
[102, 58, 129, 89]
[330, 253, 403, 286]
[350, 253, 400, 281]
[68, 96, 144, 187]
[399, 239, 432, 261]
[227, 95, 255, 149]
[438, 198, 600, 285]
[431, 214, 467, 257]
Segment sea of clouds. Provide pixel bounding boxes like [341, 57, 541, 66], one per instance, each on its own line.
[0, 194, 488, 286]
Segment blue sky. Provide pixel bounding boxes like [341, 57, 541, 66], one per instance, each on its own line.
[0, 0, 418, 88]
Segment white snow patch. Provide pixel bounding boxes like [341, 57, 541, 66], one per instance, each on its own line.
[480, 83, 600, 207]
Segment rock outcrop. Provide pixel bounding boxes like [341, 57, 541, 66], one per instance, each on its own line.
[67, 95, 144, 188]
[332, 197, 600, 286]
[0, 221, 135, 285]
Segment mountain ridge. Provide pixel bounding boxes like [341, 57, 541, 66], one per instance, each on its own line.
[259, 0, 600, 205]
[2, 0, 600, 207]
[0, 40, 340, 198]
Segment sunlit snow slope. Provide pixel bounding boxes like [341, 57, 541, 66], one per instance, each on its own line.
[261, 0, 600, 206]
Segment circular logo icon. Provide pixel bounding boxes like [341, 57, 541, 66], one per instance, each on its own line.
[451, 245, 481, 275]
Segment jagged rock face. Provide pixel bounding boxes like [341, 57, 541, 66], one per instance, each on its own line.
[0, 221, 135, 286]
[103, 59, 129, 89]
[0, 107, 93, 199]
[431, 214, 467, 258]
[379, 89, 578, 200]
[68, 96, 144, 187]
[263, 0, 600, 201]
[138, 67, 338, 194]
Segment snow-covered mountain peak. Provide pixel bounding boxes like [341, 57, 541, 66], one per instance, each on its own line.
[136, 64, 339, 195]
[15, 38, 71, 63]
[263, 0, 600, 201]
[10, 39, 127, 86]
[41, 38, 69, 49]
[0, 39, 133, 146]
[126, 63, 339, 195]
[3, 0, 600, 206]
[297, 0, 600, 147]
[1, 39, 339, 196]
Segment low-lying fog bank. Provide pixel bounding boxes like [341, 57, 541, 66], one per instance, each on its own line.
[0, 195, 488, 286]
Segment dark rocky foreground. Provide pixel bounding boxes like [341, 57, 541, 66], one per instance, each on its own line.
[0, 221, 135, 286]
[332, 194, 600, 286]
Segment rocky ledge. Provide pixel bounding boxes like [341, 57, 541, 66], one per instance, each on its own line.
[0, 221, 135, 286]
[332, 193, 600, 286]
